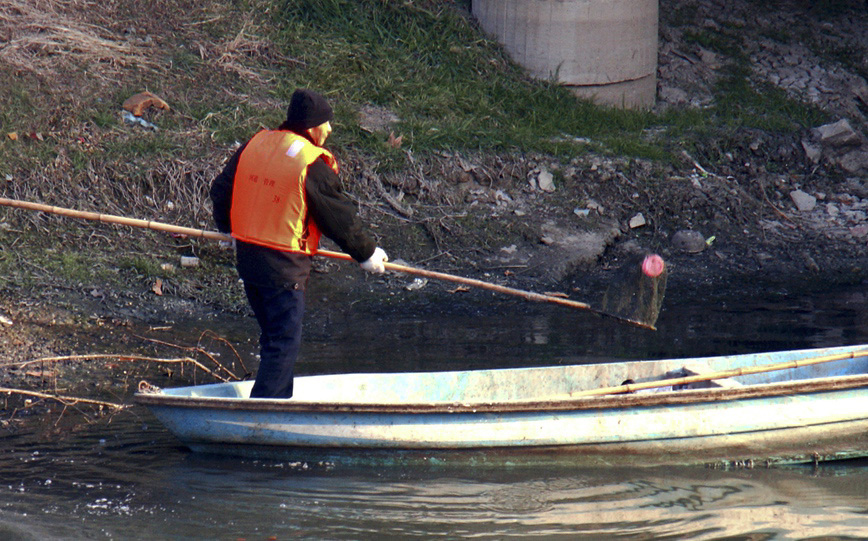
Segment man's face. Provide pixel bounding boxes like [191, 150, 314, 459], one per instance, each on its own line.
[309, 121, 332, 146]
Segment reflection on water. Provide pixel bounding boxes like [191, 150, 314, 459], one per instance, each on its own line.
[1, 280, 867, 539]
[3, 416, 868, 540]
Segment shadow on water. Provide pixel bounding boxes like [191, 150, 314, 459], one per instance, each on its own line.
[1, 279, 867, 539]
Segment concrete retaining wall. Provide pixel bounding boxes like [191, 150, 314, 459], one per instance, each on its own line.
[472, 0, 659, 108]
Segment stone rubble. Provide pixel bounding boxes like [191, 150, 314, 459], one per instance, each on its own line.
[790, 189, 817, 212]
[657, 0, 868, 176]
[374, 1, 867, 276]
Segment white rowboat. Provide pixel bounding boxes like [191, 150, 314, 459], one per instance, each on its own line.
[135, 344, 868, 467]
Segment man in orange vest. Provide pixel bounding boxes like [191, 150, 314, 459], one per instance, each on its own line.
[210, 89, 389, 399]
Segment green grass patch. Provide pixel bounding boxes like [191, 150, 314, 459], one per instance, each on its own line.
[100, 131, 181, 160]
[0, 79, 36, 133]
[256, 0, 829, 169]
[52, 251, 100, 282]
[84, 107, 118, 129]
[712, 65, 827, 131]
[184, 101, 272, 146]
[266, 0, 662, 162]
[118, 255, 162, 278]
[659, 61, 827, 158]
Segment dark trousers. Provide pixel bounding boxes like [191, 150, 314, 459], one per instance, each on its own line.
[244, 282, 305, 399]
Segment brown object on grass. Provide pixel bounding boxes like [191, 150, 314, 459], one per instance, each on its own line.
[123, 91, 170, 116]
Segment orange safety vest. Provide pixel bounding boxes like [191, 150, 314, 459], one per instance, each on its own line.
[230, 130, 338, 254]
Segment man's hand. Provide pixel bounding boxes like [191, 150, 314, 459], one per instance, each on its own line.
[360, 247, 389, 274]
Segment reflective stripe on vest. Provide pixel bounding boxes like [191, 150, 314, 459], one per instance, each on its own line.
[230, 130, 338, 254]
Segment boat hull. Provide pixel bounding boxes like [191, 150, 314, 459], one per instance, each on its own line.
[135, 345, 868, 466]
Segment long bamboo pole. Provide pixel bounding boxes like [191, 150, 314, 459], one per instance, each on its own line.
[563, 349, 868, 398]
[0, 197, 653, 329]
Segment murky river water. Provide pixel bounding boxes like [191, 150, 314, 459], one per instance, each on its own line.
[2, 278, 867, 539]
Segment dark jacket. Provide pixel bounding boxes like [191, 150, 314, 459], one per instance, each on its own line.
[210, 131, 377, 290]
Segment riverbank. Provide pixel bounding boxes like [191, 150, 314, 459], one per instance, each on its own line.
[1, 0, 867, 430]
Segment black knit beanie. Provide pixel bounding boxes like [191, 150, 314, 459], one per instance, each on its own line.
[283, 89, 333, 131]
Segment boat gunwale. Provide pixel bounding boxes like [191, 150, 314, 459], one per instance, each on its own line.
[134, 373, 868, 414]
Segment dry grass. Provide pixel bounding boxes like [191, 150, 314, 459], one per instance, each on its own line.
[0, 0, 273, 230]
[0, 0, 284, 82]
[0, 0, 155, 74]
[206, 17, 300, 83]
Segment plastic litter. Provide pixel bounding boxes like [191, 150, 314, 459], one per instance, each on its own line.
[122, 110, 159, 131]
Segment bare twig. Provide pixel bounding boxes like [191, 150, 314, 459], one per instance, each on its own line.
[0, 386, 127, 410]
[197, 329, 250, 375]
[3, 354, 233, 382]
[759, 182, 800, 230]
[133, 334, 241, 381]
[363, 168, 415, 218]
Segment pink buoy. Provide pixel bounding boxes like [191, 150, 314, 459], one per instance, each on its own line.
[642, 254, 665, 278]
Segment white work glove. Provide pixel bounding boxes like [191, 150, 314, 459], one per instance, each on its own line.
[360, 247, 388, 274]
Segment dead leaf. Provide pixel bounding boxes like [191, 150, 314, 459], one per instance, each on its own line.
[448, 286, 471, 294]
[152, 278, 163, 296]
[387, 131, 403, 149]
[123, 91, 170, 117]
[544, 291, 569, 298]
[7, 132, 18, 141]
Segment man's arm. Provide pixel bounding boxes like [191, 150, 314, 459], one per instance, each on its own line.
[209, 143, 247, 233]
[305, 159, 377, 262]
